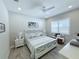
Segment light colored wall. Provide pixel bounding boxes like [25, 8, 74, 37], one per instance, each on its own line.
[0, 0, 9, 59]
[46, 9, 79, 41]
[8, 12, 46, 48]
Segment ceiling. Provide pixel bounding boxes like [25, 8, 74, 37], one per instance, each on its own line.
[3, 0, 79, 18]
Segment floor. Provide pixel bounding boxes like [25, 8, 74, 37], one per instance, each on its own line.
[9, 44, 68, 59]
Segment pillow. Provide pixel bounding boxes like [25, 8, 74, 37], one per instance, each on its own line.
[70, 40, 79, 47]
[27, 33, 36, 39]
[25, 30, 45, 39]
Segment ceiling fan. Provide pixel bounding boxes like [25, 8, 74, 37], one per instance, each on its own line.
[42, 5, 55, 12]
[14, 0, 19, 2]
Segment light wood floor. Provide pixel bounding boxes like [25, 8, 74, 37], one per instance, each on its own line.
[9, 44, 68, 59]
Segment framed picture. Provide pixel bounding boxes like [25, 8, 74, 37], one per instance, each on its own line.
[28, 22, 38, 28]
[0, 23, 5, 33]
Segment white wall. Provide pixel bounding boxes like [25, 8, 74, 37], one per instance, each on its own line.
[0, 0, 9, 59]
[8, 12, 46, 47]
[46, 9, 79, 42]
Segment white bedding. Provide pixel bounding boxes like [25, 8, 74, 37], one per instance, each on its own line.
[25, 34, 57, 59]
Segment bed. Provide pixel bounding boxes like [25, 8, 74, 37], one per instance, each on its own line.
[24, 30, 57, 59]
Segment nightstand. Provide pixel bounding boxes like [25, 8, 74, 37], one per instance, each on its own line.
[15, 38, 24, 48]
[57, 38, 64, 44]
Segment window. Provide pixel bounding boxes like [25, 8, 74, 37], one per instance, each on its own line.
[51, 21, 59, 33]
[51, 18, 70, 34]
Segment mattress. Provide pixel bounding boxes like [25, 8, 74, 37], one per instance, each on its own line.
[29, 36, 56, 48]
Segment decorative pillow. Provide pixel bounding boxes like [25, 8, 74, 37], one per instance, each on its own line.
[36, 32, 43, 36]
[27, 33, 35, 39]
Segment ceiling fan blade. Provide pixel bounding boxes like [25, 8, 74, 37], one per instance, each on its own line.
[42, 6, 55, 12]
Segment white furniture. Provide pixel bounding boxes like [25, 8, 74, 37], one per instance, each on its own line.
[25, 30, 57, 59]
[59, 39, 79, 59]
[15, 38, 24, 48]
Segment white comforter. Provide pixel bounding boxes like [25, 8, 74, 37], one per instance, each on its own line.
[25, 35, 56, 51]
